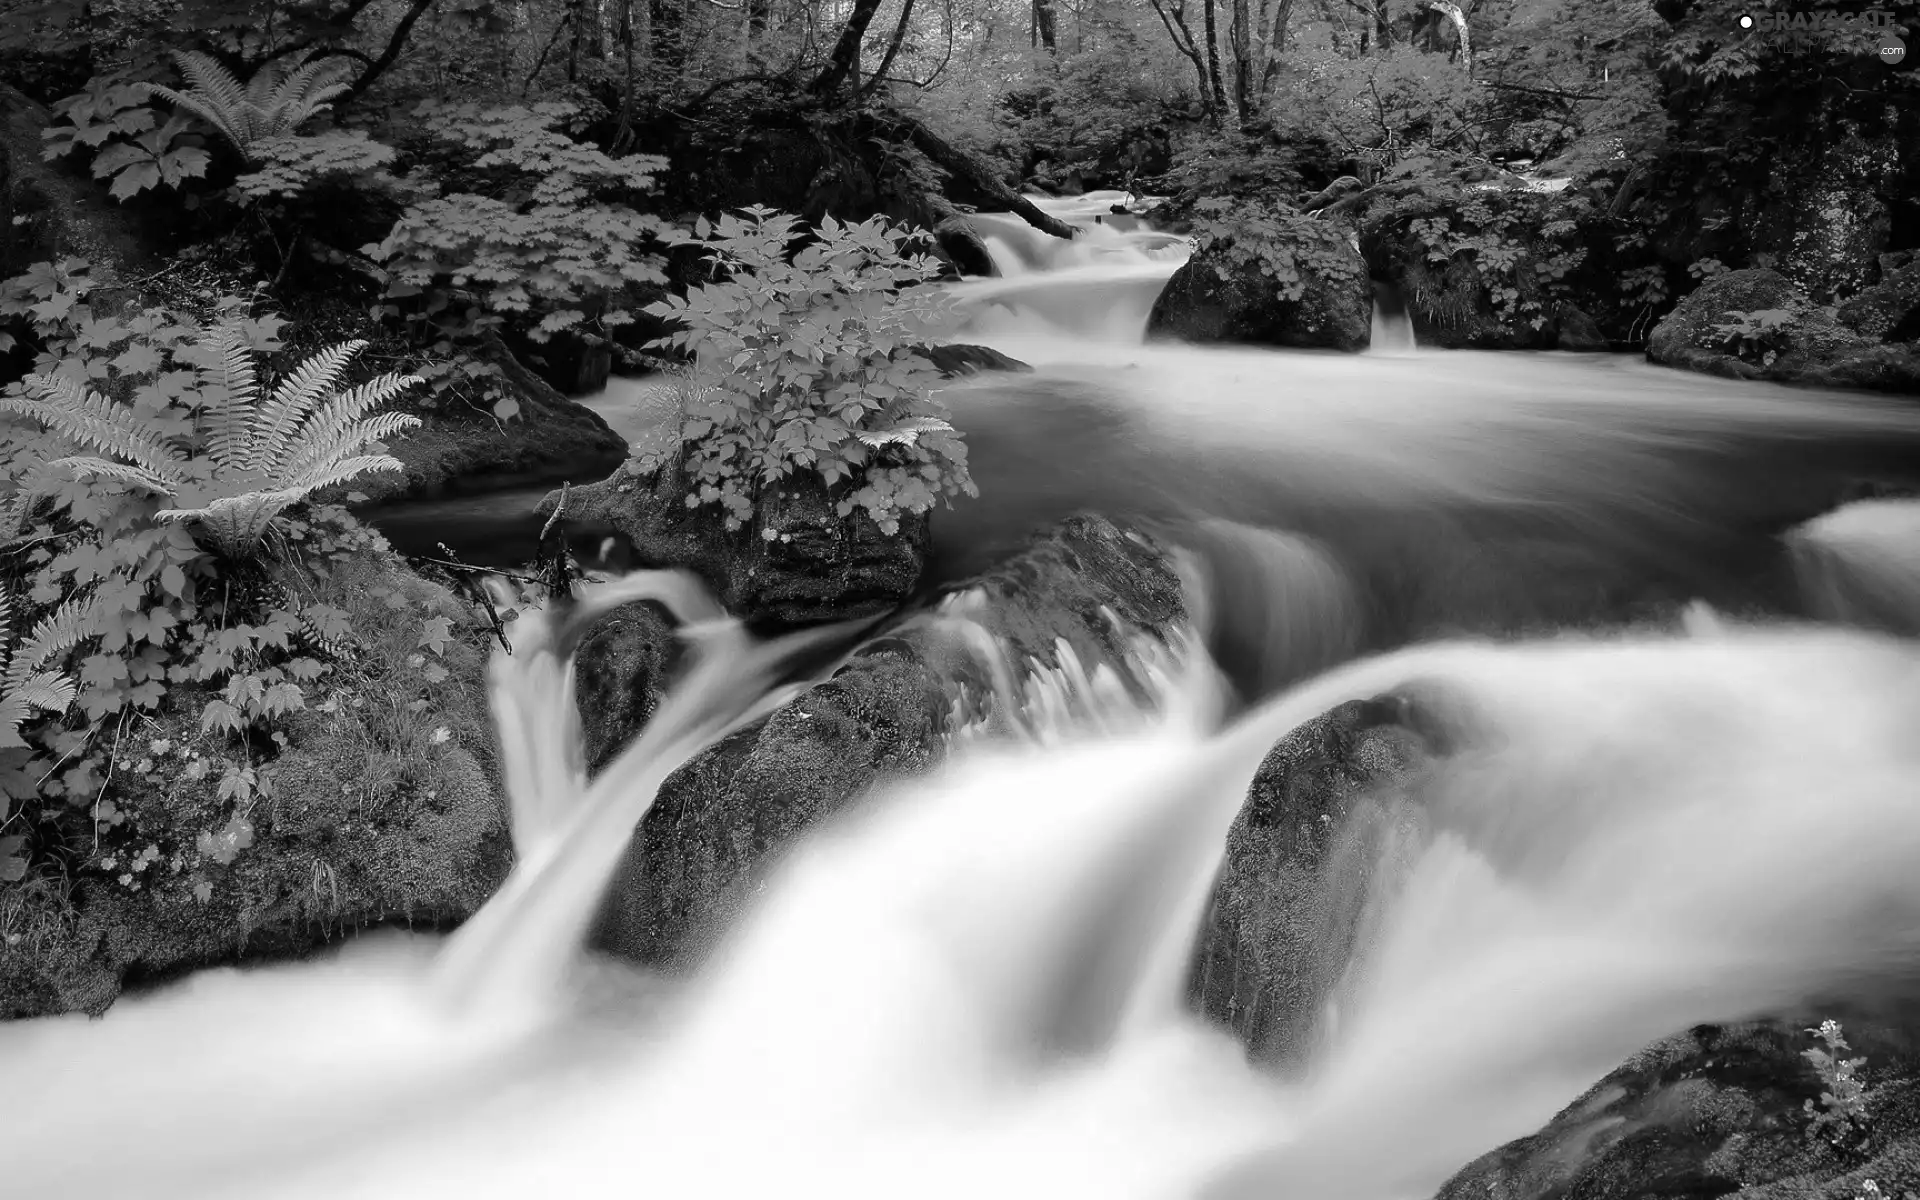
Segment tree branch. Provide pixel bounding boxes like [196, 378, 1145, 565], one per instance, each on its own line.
[337, 0, 443, 107]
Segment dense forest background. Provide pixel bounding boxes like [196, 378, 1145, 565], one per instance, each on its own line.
[2, 0, 1916, 396]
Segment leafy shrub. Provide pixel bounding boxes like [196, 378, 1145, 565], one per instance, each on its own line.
[1189, 197, 1366, 304]
[1804, 1018, 1872, 1151]
[0, 265, 464, 893]
[366, 101, 671, 351]
[1709, 308, 1796, 363]
[644, 207, 975, 535]
[40, 76, 210, 202]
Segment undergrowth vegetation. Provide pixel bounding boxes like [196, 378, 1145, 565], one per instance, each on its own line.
[644, 207, 975, 535]
[0, 264, 495, 909]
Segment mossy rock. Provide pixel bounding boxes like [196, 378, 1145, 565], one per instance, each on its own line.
[583, 514, 1189, 969]
[1648, 269, 1920, 394]
[341, 333, 629, 506]
[0, 539, 511, 1020]
[1147, 220, 1372, 351]
[1435, 1015, 1920, 1200]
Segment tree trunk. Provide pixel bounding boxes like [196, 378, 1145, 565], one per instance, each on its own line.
[1257, 0, 1291, 96]
[1146, 0, 1217, 124]
[878, 113, 1081, 239]
[858, 0, 916, 97]
[1203, 0, 1228, 114]
[1230, 0, 1252, 122]
[1033, 0, 1057, 52]
[812, 0, 888, 96]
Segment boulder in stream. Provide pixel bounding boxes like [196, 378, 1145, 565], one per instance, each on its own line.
[1147, 205, 1372, 351]
[339, 333, 631, 506]
[1434, 1015, 1920, 1200]
[1647, 268, 1920, 395]
[582, 515, 1189, 967]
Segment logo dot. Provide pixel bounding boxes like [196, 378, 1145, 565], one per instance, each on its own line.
[1739, 13, 1755, 28]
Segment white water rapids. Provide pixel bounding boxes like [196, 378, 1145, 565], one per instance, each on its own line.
[7, 193, 1920, 1200]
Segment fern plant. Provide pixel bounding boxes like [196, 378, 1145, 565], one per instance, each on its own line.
[0, 324, 422, 557]
[145, 50, 354, 164]
[0, 585, 97, 752]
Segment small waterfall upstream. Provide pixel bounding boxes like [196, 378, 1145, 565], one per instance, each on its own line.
[1368, 281, 1417, 355]
[945, 191, 1191, 342]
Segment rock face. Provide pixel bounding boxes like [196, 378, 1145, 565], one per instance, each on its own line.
[1838, 255, 1920, 343]
[348, 333, 630, 505]
[583, 515, 1188, 968]
[0, 544, 511, 1019]
[1648, 268, 1920, 394]
[1190, 694, 1430, 1069]
[1147, 221, 1372, 351]
[1434, 1015, 1920, 1200]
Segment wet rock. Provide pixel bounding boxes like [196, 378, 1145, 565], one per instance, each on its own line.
[1555, 302, 1609, 351]
[934, 215, 997, 278]
[343, 333, 630, 505]
[583, 515, 1188, 968]
[911, 342, 1033, 377]
[1838, 255, 1920, 343]
[0, 544, 511, 1020]
[1648, 269, 1920, 394]
[1147, 210, 1372, 351]
[1433, 1015, 1920, 1200]
[543, 454, 932, 631]
[1189, 697, 1431, 1069]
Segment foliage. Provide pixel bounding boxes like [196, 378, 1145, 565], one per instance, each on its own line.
[232, 131, 401, 201]
[1, 317, 421, 557]
[0, 584, 97, 752]
[40, 76, 210, 202]
[1710, 308, 1796, 364]
[644, 207, 974, 535]
[366, 101, 672, 360]
[1804, 1019, 1872, 1151]
[1189, 197, 1364, 304]
[145, 50, 355, 164]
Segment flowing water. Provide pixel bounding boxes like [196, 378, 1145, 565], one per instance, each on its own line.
[13, 195, 1920, 1198]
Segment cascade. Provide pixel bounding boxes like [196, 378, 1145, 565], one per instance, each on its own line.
[1367, 280, 1417, 355]
[19, 192, 1920, 1200]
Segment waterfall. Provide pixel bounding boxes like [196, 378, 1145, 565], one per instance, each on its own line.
[1787, 497, 1920, 636]
[7, 590, 1920, 1200]
[1367, 281, 1417, 355]
[944, 194, 1191, 343]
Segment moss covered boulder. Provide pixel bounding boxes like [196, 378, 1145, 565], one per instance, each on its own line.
[0, 540, 510, 1019]
[584, 514, 1189, 968]
[1648, 268, 1920, 394]
[1148, 207, 1372, 351]
[1434, 1015, 1920, 1200]
[344, 333, 629, 505]
[1190, 694, 1432, 1069]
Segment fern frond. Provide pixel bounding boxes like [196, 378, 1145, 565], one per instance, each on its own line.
[15, 592, 101, 678]
[279, 374, 422, 479]
[148, 51, 252, 158]
[265, 56, 353, 131]
[245, 338, 366, 473]
[278, 410, 420, 485]
[48, 456, 180, 496]
[0, 672, 78, 750]
[201, 322, 262, 470]
[0, 586, 13, 678]
[282, 453, 407, 497]
[1, 376, 186, 481]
